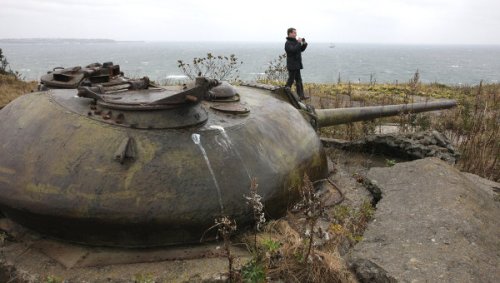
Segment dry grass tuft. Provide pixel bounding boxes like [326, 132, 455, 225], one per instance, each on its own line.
[261, 220, 356, 283]
[239, 175, 364, 282]
[432, 82, 500, 181]
[0, 74, 37, 108]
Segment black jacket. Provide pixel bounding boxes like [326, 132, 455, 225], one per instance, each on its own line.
[285, 37, 308, 70]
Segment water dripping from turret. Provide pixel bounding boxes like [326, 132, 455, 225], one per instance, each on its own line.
[209, 125, 252, 182]
[191, 133, 224, 213]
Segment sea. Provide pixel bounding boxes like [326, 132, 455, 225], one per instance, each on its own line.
[1, 41, 499, 85]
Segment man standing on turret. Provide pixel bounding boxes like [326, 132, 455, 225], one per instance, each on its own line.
[285, 27, 308, 100]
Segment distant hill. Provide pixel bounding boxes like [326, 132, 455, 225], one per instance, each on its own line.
[0, 38, 116, 44]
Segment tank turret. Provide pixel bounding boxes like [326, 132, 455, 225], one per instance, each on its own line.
[0, 62, 456, 247]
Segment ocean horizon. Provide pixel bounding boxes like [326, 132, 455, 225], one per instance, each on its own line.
[1, 41, 499, 85]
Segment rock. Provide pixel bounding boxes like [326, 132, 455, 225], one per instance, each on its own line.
[431, 130, 449, 148]
[322, 131, 460, 164]
[348, 158, 500, 282]
[349, 259, 397, 283]
[463, 172, 500, 202]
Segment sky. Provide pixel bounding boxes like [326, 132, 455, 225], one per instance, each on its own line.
[1, 0, 499, 45]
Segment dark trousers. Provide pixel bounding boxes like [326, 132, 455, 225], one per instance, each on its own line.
[286, 69, 305, 98]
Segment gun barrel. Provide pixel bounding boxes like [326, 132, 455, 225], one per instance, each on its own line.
[315, 100, 457, 128]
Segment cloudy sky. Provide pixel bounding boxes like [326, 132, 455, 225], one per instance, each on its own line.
[1, 0, 499, 44]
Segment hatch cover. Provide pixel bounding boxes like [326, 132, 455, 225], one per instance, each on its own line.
[210, 103, 250, 114]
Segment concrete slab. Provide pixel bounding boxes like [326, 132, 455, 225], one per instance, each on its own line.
[0, 219, 251, 282]
[349, 157, 500, 282]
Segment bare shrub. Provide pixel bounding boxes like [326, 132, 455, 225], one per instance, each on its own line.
[260, 53, 288, 84]
[177, 53, 242, 81]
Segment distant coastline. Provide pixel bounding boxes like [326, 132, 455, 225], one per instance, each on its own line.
[0, 38, 118, 44]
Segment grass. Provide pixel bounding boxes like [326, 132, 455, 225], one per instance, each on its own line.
[133, 273, 155, 283]
[0, 74, 37, 108]
[44, 275, 62, 283]
[432, 82, 499, 181]
[241, 219, 356, 283]
[328, 201, 375, 245]
[286, 80, 500, 182]
[262, 69, 499, 180]
[238, 176, 361, 283]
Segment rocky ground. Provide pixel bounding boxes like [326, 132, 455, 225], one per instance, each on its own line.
[324, 131, 499, 283]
